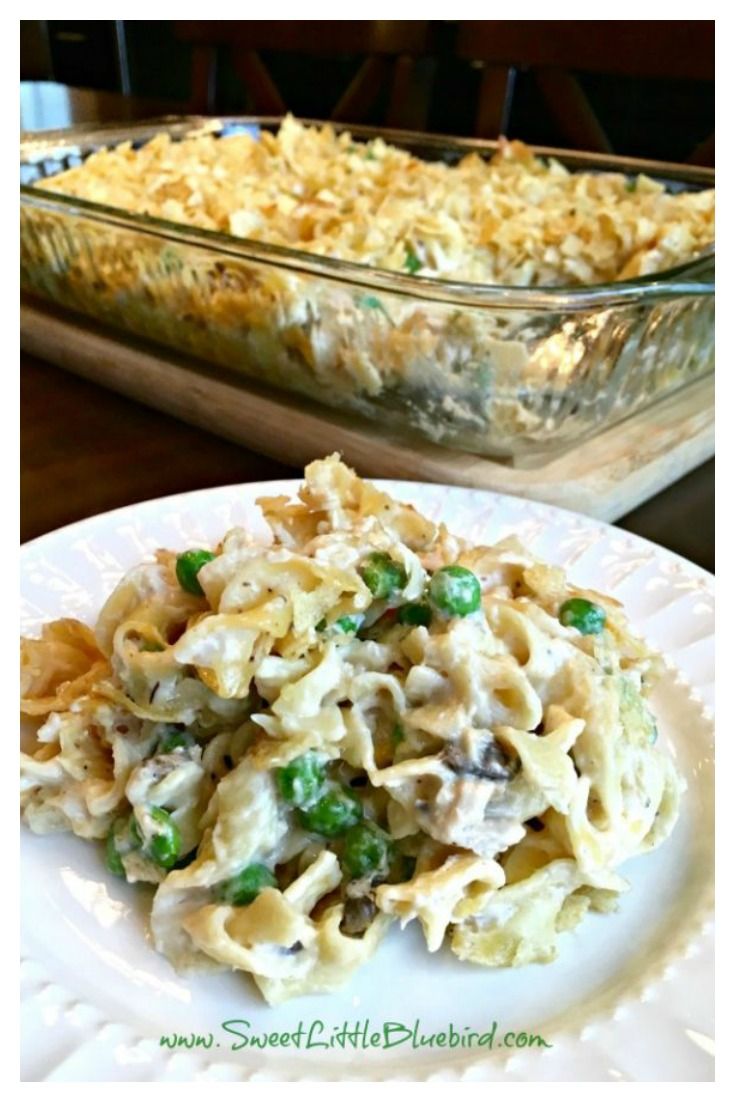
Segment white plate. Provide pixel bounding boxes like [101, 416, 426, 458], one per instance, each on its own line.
[20, 481, 715, 1082]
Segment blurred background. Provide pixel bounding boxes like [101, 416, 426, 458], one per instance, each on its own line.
[20, 19, 714, 163]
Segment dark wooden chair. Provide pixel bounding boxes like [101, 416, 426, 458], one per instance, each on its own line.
[174, 21, 433, 130]
[456, 20, 714, 163]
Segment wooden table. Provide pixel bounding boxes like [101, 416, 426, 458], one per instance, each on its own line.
[21, 352, 714, 571]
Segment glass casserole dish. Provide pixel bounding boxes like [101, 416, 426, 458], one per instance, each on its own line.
[20, 116, 714, 461]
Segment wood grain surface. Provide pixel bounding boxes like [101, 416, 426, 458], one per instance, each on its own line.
[21, 298, 714, 524]
[21, 354, 296, 542]
[21, 351, 714, 570]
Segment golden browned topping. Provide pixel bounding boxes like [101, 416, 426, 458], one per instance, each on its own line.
[40, 115, 714, 287]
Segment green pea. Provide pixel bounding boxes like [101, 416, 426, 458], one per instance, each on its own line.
[429, 565, 482, 617]
[360, 552, 407, 599]
[404, 248, 422, 274]
[299, 784, 363, 837]
[559, 597, 606, 636]
[175, 549, 216, 596]
[277, 753, 326, 809]
[157, 727, 195, 754]
[397, 602, 432, 627]
[130, 807, 181, 869]
[358, 294, 382, 309]
[335, 615, 362, 634]
[356, 294, 393, 324]
[317, 614, 363, 634]
[342, 822, 392, 879]
[214, 863, 277, 906]
[105, 823, 126, 878]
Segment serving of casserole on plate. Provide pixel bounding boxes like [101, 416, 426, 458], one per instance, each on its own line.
[20, 463, 713, 1081]
[21, 455, 684, 1004]
[20, 116, 714, 459]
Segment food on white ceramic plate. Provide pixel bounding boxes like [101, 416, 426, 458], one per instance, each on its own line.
[20, 457, 683, 1004]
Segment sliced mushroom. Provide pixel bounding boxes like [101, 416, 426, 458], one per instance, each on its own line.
[339, 896, 378, 938]
[444, 737, 520, 782]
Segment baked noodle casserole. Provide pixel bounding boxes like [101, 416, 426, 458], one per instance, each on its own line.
[22, 117, 714, 457]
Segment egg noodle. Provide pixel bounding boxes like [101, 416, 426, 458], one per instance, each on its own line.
[20, 457, 682, 1004]
[38, 114, 713, 285]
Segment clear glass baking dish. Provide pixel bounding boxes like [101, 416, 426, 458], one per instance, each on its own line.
[20, 116, 715, 461]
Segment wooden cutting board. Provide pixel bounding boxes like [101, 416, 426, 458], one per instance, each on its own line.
[21, 297, 714, 522]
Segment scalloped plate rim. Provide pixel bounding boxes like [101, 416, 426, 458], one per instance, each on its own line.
[20, 478, 714, 1082]
[21, 477, 714, 584]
